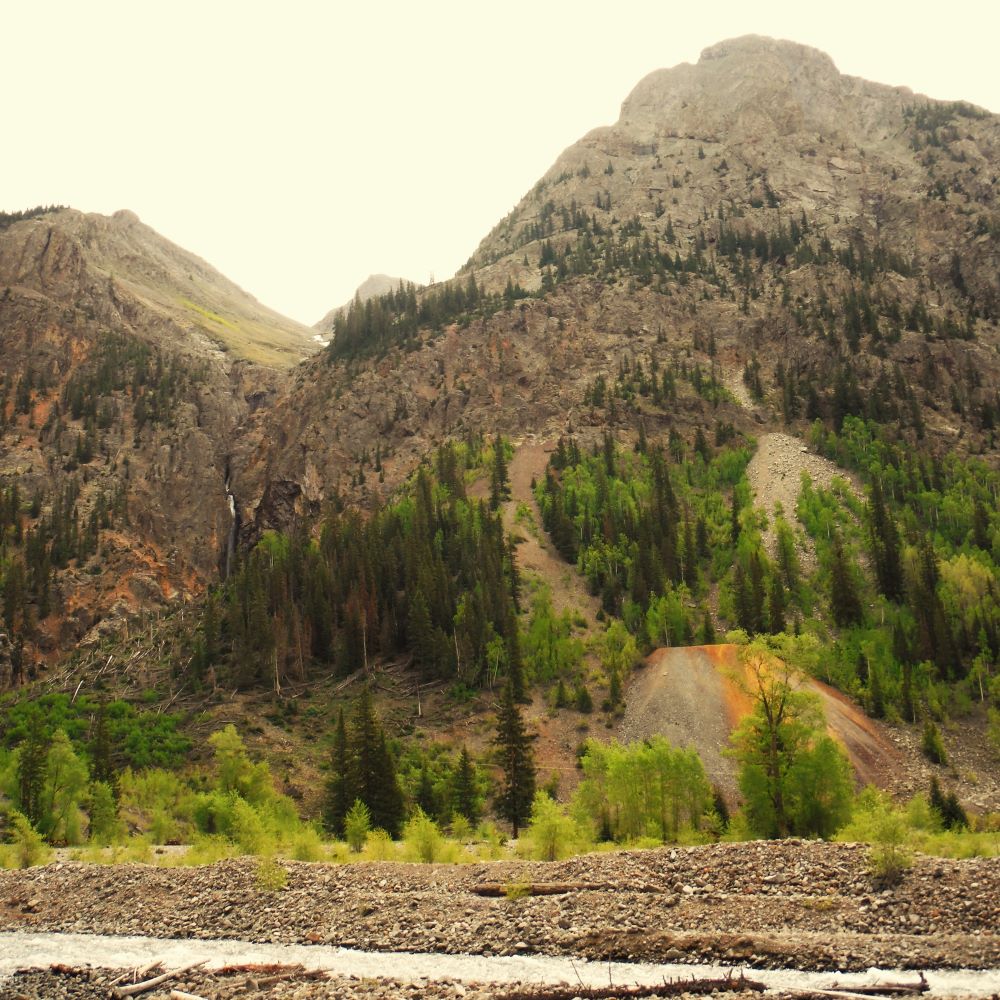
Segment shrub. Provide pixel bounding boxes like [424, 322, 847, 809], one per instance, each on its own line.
[255, 855, 288, 892]
[10, 811, 52, 868]
[230, 798, 269, 855]
[345, 800, 371, 853]
[88, 782, 124, 846]
[362, 828, 395, 861]
[868, 807, 912, 886]
[289, 825, 325, 861]
[449, 813, 472, 841]
[403, 809, 444, 863]
[522, 792, 582, 861]
[921, 721, 947, 765]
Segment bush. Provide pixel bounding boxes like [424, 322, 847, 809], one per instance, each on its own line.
[255, 855, 288, 892]
[448, 813, 472, 841]
[362, 828, 395, 861]
[88, 782, 124, 846]
[345, 800, 371, 853]
[230, 798, 269, 855]
[522, 792, 582, 861]
[868, 808, 912, 886]
[289, 825, 325, 861]
[403, 809, 444, 863]
[921, 721, 947, 765]
[10, 811, 52, 869]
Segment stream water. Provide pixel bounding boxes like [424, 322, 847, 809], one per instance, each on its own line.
[224, 478, 237, 580]
[1, 931, 999, 996]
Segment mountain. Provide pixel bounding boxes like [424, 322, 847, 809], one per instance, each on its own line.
[238, 35, 1000, 532]
[3, 38, 1000, 814]
[313, 273, 412, 338]
[0, 207, 317, 675]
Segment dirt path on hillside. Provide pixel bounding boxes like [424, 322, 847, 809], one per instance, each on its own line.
[502, 438, 602, 627]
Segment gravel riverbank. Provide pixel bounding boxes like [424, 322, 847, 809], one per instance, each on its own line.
[1, 841, 997, 997]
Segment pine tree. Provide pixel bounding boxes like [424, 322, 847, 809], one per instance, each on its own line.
[489, 435, 510, 511]
[730, 489, 741, 545]
[451, 746, 479, 825]
[829, 536, 863, 628]
[323, 708, 352, 836]
[415, 764, 437, 818]
[494, 680, 535, 838]
[701, 608, 715, 645]
[768, 574, 786, 634]
[867, 479, 903, 602]
[348, 688, 404, 836]
[16, 708, 48, 827]
[89, 700, 117, 793]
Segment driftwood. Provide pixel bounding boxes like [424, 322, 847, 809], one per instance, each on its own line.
[494, 974, 765, 999]
[114, 959, 208, 997]
[471, 881, 664, 897]
[779, 977, 930, 1000]
[825, 974, 929, 997]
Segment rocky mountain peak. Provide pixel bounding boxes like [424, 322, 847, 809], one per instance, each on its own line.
[619, 34, 856, 142]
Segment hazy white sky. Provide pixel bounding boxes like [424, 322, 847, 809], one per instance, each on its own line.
[4, 1, 998, 325]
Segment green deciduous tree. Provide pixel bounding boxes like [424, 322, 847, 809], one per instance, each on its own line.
[728, 642, 853, 839]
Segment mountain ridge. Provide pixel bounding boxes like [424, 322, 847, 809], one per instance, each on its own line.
[1, 38, 999, 818]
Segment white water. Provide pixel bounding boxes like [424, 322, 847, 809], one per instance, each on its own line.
[1, 932, 999, 996]
[224, 479, 237, 579]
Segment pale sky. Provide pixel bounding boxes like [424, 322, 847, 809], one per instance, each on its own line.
[4, 1, 998, 326]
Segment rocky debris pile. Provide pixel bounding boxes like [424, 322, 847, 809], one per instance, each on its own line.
[1, 842, 997, 975]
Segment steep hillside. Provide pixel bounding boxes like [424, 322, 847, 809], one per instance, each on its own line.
[4, 37, 1000, 831]
[0, 208, 316, 679]
[244, 35, 1000, 535]
[204, 36, 1000, 814]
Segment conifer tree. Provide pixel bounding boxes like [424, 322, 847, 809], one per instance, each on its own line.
[701, 608, 715, 645]
[494, 680, 535, 837]
[489, 435, 510, 511]
[829, 536, 863, 627]
[16, 708, 47, 828]
[347, 688, 405, 836]
[768, 574, 787, 634]
[451, 746, 479, 825]
[730, 490, 741, 545]
[867, 479, 903, 602]
[88, 700, 117, 792]
[415, 765, 437, 818]
[323, 708, 352, 836]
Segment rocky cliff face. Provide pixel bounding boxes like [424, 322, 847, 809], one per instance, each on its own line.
[0, 208, 317, 676]
[236, 36, 1000, 536]
[4, 37, 1000, 678]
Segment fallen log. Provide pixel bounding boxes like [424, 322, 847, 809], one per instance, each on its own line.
[115, 959, 208, 997]
[471, 881, 664, 897]
[494, 974, 766, 999]
[779, 982, 929, 1000]
[822, 975, 930, 997]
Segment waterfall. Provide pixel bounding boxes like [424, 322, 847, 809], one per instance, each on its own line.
[224, 477, 237, 580]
